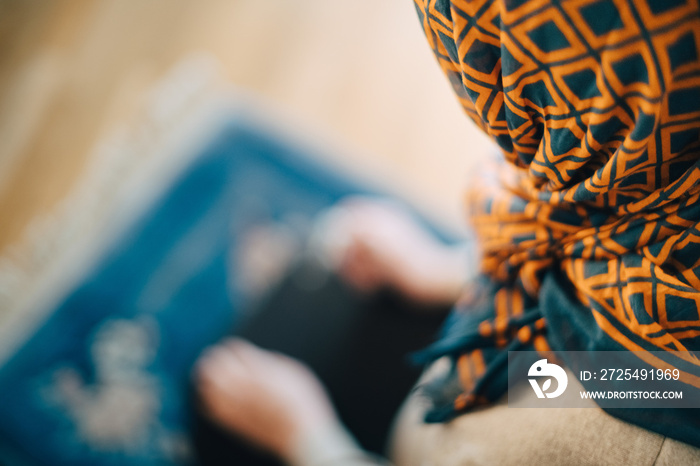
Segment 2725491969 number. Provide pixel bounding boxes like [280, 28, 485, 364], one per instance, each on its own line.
[599, 368, 680, 381]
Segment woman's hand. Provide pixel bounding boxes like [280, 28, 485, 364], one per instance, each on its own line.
[196, 338, 339, 460]
[315, 197, 473, 305]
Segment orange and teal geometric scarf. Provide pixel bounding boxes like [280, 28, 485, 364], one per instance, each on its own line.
[414, 0, 700, 446]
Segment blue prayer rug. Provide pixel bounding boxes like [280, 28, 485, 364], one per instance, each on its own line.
[0, 96, 383, 465]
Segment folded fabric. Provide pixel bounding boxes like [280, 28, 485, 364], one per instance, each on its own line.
[413, 0, 700, 448]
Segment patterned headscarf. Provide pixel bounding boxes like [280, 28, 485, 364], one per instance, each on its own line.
[414, 0, 700, 445]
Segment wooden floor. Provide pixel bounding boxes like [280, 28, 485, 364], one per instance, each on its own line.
[0, 0, 492, 254]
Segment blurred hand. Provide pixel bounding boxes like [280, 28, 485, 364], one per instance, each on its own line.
[316, 197, 472, 305]
[196, 338, 338, 460]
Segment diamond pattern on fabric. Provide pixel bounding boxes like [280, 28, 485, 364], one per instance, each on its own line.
[579, 0, 624, 36]
[527, 19, 570, 53]
[668, 31, 699, 72]
[562, 68, 602, 99]
[612, 53, 650, 85]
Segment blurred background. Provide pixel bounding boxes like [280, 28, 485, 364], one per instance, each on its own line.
[0, 1, 495, 464]
[0, 0, 493, 253]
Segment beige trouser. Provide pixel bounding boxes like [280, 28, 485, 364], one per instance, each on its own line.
[388, 360, 700, 466]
